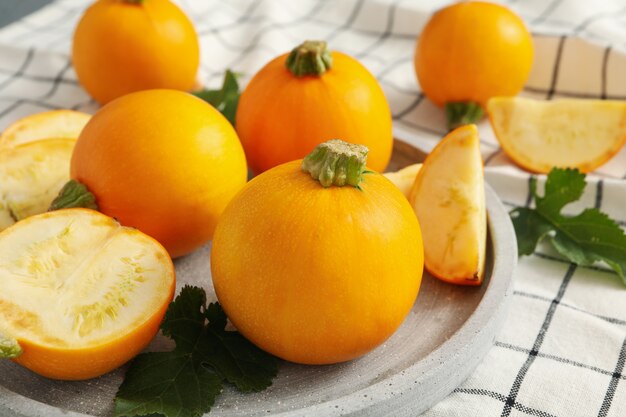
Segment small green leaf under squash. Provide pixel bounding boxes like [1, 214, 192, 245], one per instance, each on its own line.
[193, 70, 240, 127]
[114, 286, 279, 417]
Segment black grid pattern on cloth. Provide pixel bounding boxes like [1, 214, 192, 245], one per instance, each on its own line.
[499, 264, 578, 417]
[453, 388, 558, 417]
[0, 1, 625, 178]
[490, 179, 625, 417]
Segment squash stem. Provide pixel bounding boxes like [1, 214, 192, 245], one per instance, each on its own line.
[0, 331, 22, 359]
[49, 180, 99, 211]
[445, 102, 484, 131]
[301, 139, 368, 188]
[286, 41, 332, 77]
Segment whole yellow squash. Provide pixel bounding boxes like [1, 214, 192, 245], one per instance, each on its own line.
[211, 140, 424, 364]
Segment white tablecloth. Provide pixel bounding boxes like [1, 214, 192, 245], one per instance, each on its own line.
[0, 1, 625, 416]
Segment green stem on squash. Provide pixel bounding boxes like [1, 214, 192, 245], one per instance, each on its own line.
[285, 41, 332, 77]
[0, 331, 22, 359]
[123, 0, 144, 4]
[445, 102, 484, 131]
[301, 139, 368, 188]
[49, 180, 99, 211]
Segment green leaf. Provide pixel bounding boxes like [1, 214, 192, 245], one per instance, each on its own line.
[160, 285, 206, 351]
[114, 352, 222, 417]
[205, 302, 227, 332]
[0, 331, 22, 359]
[535, 168, 586, 218]
[551, 209, 626, 279]
[193, 70, 240, 127]
[202, 303, 279, 392]
[114, 286, 279, 417]
[511, 168, 626, 285]
[510, 207, 552, 256]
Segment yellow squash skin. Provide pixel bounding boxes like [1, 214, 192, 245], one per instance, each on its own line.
[236, 50, 393, 174]
[211, 160, 424, 365]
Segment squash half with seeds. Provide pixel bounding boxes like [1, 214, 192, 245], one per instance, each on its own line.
[0, 208, 175, 380]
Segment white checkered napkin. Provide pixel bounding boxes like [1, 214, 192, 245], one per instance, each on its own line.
[422, 172, 626, 417]
[1, 0, 626, 175]
[0, 1, 626, 416]
[0, 44, 95, 127]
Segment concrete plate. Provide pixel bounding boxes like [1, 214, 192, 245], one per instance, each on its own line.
[0, 140, 517, 416]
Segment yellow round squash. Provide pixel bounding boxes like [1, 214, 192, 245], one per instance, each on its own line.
[211, 140, 424, 364]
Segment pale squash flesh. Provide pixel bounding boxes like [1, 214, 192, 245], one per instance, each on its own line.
[384, 163, 422, 198]
[409, 125, 486, 285]
[0, 209, 175, 380]
[488, 97, 626, 173]
[0, 110, 90, 148]
[0, 138, 75, 232]
[0, 209, 173, 347]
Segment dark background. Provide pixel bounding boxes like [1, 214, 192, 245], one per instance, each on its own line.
[0, 0, 53, 29]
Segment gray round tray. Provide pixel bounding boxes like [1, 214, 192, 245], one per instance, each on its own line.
[0, 141, 517, 416]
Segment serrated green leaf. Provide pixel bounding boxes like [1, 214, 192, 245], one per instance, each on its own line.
[205, 302, 227, 332]
[511, 207, 553, 256]
[535, 168, 586, 218]
[202, 303, 278, 392]
[201, 302, 278, 392]
[551, 208, 626, 281]
[511, 168, 626, 285]
[0, 331, 22, 359]
[114, 286, 279, 417]
[193, 70, 240, 127]
[114, 351, 222, 417]
[161, 285, 206, 351]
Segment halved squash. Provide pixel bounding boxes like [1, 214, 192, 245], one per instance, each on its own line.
[488, 97, 626, 173]
[0, 138, 75, 232]
[0, 110, 89, 148]
[0, 209, 175, 380]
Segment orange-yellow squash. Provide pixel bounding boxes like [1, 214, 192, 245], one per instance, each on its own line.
[236, 41, 393, 174]
[414, 1, 533, 128]
[211, 140, 423, 364]
[67, 90, 248, 258]
[72, 0, 200, 104]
